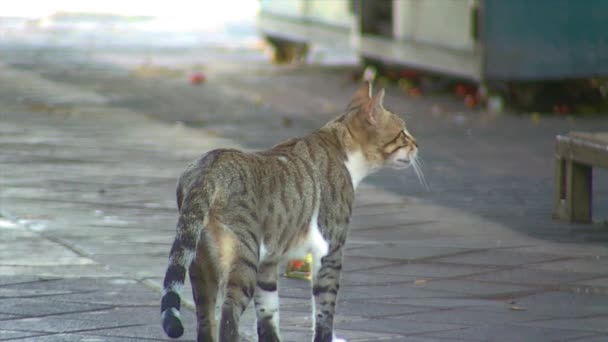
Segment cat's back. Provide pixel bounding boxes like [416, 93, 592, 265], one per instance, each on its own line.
[177, 145, 318, 207]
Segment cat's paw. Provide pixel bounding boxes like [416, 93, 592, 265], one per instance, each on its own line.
[332, 335, 347, 342]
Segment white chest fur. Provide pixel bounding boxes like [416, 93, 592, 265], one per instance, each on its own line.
[345, 150, 371, 189]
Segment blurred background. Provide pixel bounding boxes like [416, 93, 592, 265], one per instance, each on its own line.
[3, 0, 608, 113]
[1, 0, 607, 221]
[1, 0, 608, 224]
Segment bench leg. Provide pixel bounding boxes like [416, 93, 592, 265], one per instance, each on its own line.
[568, 160, 592, 223]
[554, 155, 592, 223]
[553, 156, 567, 220]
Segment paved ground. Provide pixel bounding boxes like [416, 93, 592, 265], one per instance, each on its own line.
[2, 15, 608, 342]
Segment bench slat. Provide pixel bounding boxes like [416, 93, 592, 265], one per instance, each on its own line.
[556, 134, 608, 169]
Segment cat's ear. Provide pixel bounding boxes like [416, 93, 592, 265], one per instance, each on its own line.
[349, 81, 372, 107]
[365, 88, 385, 126]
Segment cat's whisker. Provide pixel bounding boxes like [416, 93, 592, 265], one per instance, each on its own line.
[412, 157, 429, 191]
[415, 155, 426, 166]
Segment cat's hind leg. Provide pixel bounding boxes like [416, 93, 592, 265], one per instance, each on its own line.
[219, 232, 259, 342]
[189, 249, 220, 342]
[254, 260, 281, 342]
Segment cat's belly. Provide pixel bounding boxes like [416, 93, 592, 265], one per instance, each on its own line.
[259, 207, 328, 265]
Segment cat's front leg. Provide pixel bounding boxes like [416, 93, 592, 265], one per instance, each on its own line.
[311, 244, 345, 342]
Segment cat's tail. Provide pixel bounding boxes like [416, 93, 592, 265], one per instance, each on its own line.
[160, 215, 202, 338]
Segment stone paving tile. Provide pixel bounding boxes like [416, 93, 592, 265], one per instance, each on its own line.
[429, 250, 565, 267]
[284, 298, 435, 318]
[89, 254, 167, 279]
[8, 333, 171, 341]
[351, 202, 413, 217]
[333, 329, 404, 342]
[367, 262, 501, 279]
[340, 271, 419, 286]
[366, 297, 507, 310]
[469, 266, 601, 286]
[0, 277, 131, 292]
[345, 243, 477, 262]
[508, 244, 608, 259]
[0, 226, 96, 267]
[389, 336, 470, 342]
[54, 289, 158, 307]
[71, 323, 197, 341]
[350, 213, 429, 231]
[0, 297, 111, 317]
[0, 278, 159, 307]
[337, 317, 467, 335]
[417, 324, 591, 341]
[574, 277, 608, 287]
[385, 236, 532, 250]
[0, 265, 121, 278]
[54, 307, 177, 326]
[387, 308, 547, 325]
[0, 276, 46, 287]
[341, 256, 402, 272]
[520, 316, 608, 334]
[0, 330, 46, 340]
[402, 279, 538, 298]
[0, 287, 78, 299]
[533, 257, 608, 275]
[0, 316, 142, 335]
[565, 334, 608, 342]
[348, 225, 462, 243]
[471, 291, 608, 319]
[341, 284, 468, 301]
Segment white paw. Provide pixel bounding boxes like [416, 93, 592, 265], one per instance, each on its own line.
[332, 335, 347, 342]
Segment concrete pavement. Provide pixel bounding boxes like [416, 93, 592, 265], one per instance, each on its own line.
[2, 16, 608, 342]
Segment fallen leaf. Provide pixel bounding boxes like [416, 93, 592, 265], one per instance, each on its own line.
[509, 305, 526, 311]
[531, 112, 541, 124]
[322, 103, 335, 112]
[255, 95, 264, 107]
[414, 279, 427, 286]
[282, 117, 293, 128]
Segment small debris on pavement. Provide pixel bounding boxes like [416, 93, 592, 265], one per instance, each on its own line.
[431, 105, 443, 116]
[398, 78, 414, 92]
[414, 279, 428, 286]
[408, 87, 422, 97]
[465, 94, 478, 108]
[487, 95, 504, 113]
[531, 112, 541, 124]
[255, 95, 264, 107]
[509, 305, 527, 311]
[190, 72, 206, 85]
[322, 103, 336, 112]
[453, 114, 466, 125]
[282, 117, 293, 128]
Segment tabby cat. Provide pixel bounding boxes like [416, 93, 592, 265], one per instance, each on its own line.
[160, 81, 419, 342]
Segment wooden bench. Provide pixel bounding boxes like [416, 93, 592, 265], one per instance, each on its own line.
[553, 132, 608, 223]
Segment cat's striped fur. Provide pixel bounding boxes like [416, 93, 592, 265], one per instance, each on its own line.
[161, 82, 418, 342]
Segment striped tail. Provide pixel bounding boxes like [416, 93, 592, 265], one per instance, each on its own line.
[161, 216, 199, 338]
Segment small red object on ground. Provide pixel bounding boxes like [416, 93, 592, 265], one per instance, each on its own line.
[190, 72, 206, 85]
[465, 94, 477, 108]
[408, 87, 422, 97]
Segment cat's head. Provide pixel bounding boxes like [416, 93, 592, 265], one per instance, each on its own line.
[341, 81, 419, 178]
